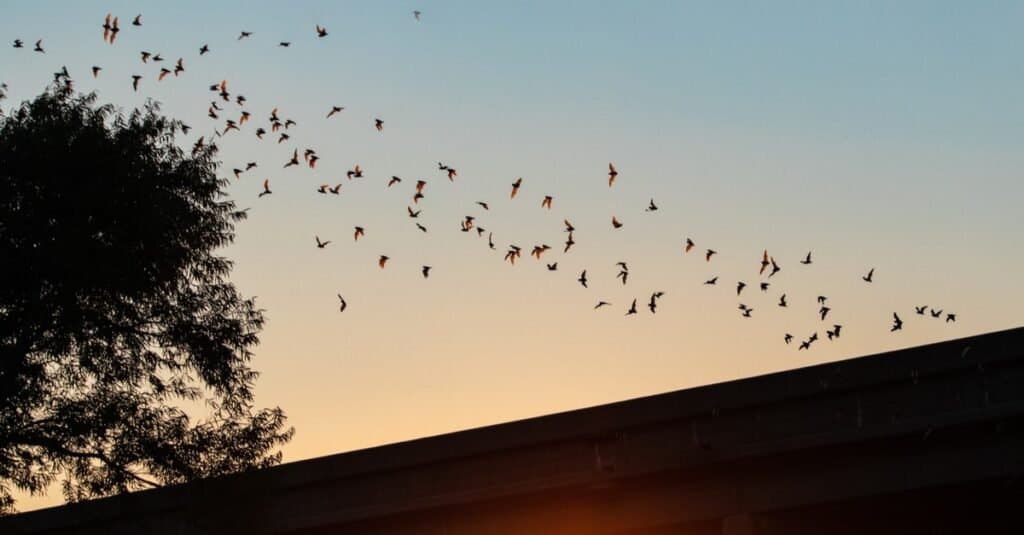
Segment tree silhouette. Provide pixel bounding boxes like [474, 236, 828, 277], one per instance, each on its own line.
[0, 86, 293, 514]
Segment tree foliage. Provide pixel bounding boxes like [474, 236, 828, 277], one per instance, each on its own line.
[0, 85, 292, 514]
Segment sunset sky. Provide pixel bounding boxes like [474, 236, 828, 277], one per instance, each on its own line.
[3, 1, 1022, 511]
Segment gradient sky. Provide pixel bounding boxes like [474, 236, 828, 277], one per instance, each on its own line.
[3, 1, 1023, 511]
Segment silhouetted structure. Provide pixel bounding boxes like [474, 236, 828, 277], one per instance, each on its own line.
[3, 328, 1023, 534]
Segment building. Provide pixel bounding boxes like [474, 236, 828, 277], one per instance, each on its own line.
[3, 327, 1023, 534]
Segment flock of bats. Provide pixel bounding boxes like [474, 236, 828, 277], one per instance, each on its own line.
[1, 9, 960, 351]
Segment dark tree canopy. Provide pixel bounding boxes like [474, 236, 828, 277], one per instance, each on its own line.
[0, 85, 292, 514]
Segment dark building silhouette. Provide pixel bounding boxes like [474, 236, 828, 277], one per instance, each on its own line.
[3, 327, 1023, 534]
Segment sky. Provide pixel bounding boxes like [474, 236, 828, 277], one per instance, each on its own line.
[2, 1, 1023, 511]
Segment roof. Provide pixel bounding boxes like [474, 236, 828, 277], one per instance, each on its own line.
[4, 326, 1023, 534]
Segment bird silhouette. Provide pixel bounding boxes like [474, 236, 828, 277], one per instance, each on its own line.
[946, 313, 956, 323]
[648, 292, 664, 313]
[594, 301, 611, 309]
[315, 236, 331, 249]
[801, 251, 812, 265]
[316, 24, 328, 38]
[132, 14, 141, 26]
[930, 308, 943, 318]
[92, 66, 101, 78]
[738, 304, 753, 317]
[416, 223, 427, 233]
[34, 39, 44, 53]
[626, 299, 638, 316]
[238, 31, 253, 40]
[736, 282, 746, 295]
[760, 282, 769, 292]
[387, 176, 402, 187]
[541, 196, 553, 209]
[646, 199, 658, 212]
[608, 163, 618, 187]
[102, 14, 118, 44]
[337, 294, 347, 312]
[784, 333, 793, 344]
[258, 179, 272, 197]
[131, 75, 141, 91]
[13, 39, 24, 48]
[705, 249, 717, 262]
[546, 263, 558, 271]
[759, 250, 770, 275]
[564, 219, 575, 233]
[327, 106, 344, 118]
[329, 184, 342, 195]
[563, 232, 575, 253]
[199, 44, 210, 55]
[378, 255, 389, 269]
[284, 149, 299, 168]
[915, 305, 927, 315]
[826, 325, 842, 340]
[353, 227, 365, 241]
[422, 266, 431, 278]
[407, 207, 421, 218]
[611, 216, 623, 229]
[891, 312, 904, 332]
[819, 306, 831, 321]
[414, 10, 422, 20]
[778, 294, 787, 307]
[863, 268, 874, 283]
[487, 232, 495, 249]
[375, 118, 384, 131]
[504, 245, 522, 265]
[53, 66, 70, 82]
[769, 257, 781, 278]
[685, 238, 695, 253]
[704, 276, 718, 285]
[578, 270, 588, 288]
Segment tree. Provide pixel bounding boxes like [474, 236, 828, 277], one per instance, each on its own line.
[0, 85, 293, 514]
